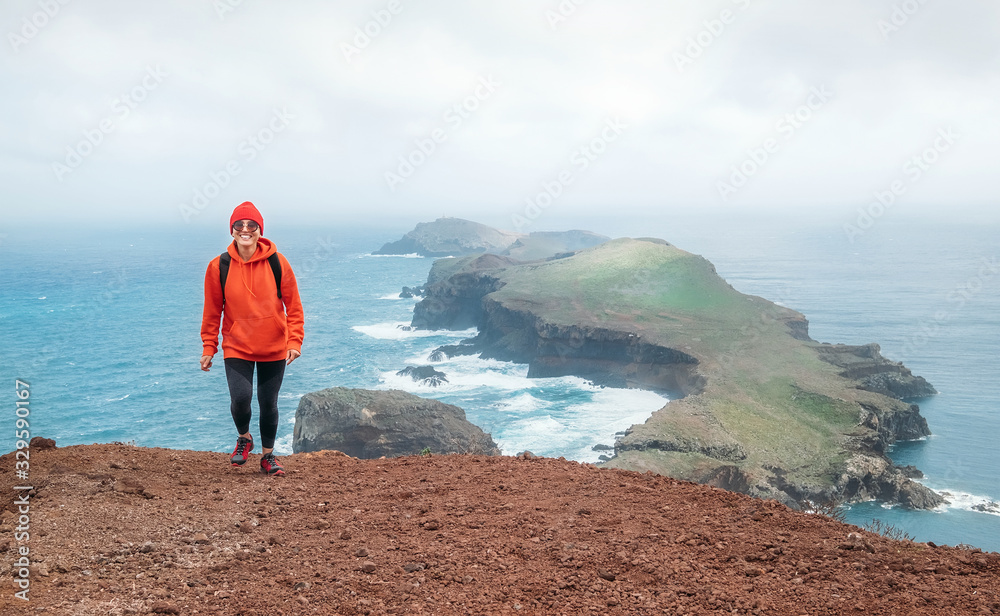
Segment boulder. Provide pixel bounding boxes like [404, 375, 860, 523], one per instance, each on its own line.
[292, 387, 500, 458]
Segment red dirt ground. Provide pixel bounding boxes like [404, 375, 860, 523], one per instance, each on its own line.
[1, 442, 998, 615]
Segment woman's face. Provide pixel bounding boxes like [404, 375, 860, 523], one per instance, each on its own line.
[231, 220, 261, 250]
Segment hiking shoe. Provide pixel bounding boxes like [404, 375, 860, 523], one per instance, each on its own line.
[230, 435, 253, 466]
[260, 452, 285, 476]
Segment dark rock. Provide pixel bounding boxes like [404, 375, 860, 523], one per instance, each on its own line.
[396, 365, 449, 387]
[30, 436, 56, 450]
[428, 349, 445, 362]
[858, 401, 932, 445]
[292, 388, 501, 458]
[833, 454, 944, 509]
[429, 344, 481, 362]
[591, 444, 614, 452]
[597, 569, 616, 581]
[403, 563, 426, 573]
[400, 285, 425, 299]
[361, 561, 377, 573]
[972, 502, 1000, 514]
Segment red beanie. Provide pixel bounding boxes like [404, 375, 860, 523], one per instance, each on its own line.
[230, 201, 264, 234]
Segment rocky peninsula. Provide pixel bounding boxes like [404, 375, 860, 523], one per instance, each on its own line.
[409, 231, 941, 510]
[375, 216, 608, 258]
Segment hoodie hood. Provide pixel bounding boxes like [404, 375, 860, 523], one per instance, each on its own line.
[227, 238, 277, 300]
[228, 237, 277, 263]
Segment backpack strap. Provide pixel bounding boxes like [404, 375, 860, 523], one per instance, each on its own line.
[219, 253, 231, 305]
[267, 253, 283, 299]
[218, 252, 282, 302]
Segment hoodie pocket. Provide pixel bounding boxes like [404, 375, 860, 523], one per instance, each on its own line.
[224, 316, 286, 357]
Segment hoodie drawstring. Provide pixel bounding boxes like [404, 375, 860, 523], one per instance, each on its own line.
[240, 258, 257, 298]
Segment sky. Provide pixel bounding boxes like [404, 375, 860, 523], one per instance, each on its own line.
[2, 0, 998, 234]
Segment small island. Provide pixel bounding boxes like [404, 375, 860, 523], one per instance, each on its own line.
[403, 221, 941, 510]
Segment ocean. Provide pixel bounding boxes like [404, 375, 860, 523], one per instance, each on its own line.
[2, 216, 997, 552]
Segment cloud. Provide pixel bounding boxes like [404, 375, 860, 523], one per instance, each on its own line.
[1, 0, 997, 228]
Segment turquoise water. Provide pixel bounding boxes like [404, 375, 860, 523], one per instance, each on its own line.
[1, 218, 997, 551]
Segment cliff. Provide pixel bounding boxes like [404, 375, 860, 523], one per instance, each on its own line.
[3, 442, 998, 615]
[411, 237, 942, 509]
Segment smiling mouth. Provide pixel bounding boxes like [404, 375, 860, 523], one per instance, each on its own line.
[240, 234, 253, 240]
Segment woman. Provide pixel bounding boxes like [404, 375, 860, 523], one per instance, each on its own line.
[200, 201, 304, 476]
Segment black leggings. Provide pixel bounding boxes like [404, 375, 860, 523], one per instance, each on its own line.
[224, 358, 285, 449]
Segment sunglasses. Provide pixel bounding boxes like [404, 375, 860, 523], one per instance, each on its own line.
[232, 220, 259, 232]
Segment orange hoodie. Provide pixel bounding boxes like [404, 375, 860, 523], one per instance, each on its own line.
[201, 238, 304, 362]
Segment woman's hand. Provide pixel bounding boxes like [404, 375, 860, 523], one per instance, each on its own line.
[200, 355, 213, 371]
[286, 349, 301, 365]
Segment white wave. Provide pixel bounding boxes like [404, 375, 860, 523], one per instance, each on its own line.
[491, 393, 550, 415]
[492, 388, 668, 462]
[352, 322, 476, 340]
[272, 433, 294, 456]
[379, 363, 537, 394]
[378, 292, 422, 301]
[196, 416, 208, 421]
[361, 253, 425, 259]
[38, 296, 46, 300]
[106, 393, 130, 402]
[497, 415, 568, 453]
[936, 489, 1000, 517]
[379, 351, 669, 462]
